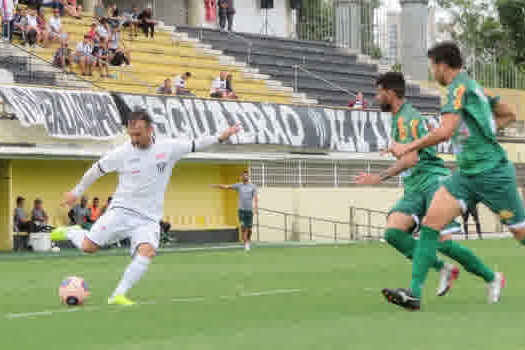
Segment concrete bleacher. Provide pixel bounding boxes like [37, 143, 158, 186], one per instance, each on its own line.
[11, 11, 300, 104]
[176, 26, 442, 114]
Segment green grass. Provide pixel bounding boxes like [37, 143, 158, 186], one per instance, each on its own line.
[1, 239, 524, 349]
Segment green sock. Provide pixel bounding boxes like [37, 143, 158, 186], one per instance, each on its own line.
[384, 228, 444, 271]
[438, 240, 495, 282]
[410, 225, 440, 298]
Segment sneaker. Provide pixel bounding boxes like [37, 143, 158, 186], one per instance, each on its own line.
[487, 272, 505, 304]
[50, 227, 68, 241]
[437, 264, 460, 296]
[381, 288, 421, 311]
[244, 243, 251, 251]
[108, 295, 136, 306]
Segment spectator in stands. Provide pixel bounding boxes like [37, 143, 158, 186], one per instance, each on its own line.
[68, 195, 92, 228]
[108, 26, 131, 66]
[25, 9, 39, 47]
[12, 7, 24, 36]
[36, 8, 50, 47]
[157, 78, 174, 95]
[13, 196, 32, 233]
[89, 197, 102, 222]
[96, 36, 109, 77]
[102, 196, 112, 215]
[96, 18, 110, 42]
[107, 3, 124, 29]
[138, 7, 155, 39]
[52, 38, 72, 68]
[47, 8, 64, 45]
[218, 0, 235, 32]
[31, 198, 48, 231]
[174, 72, 195, 96]
[38, 0, 64, 17]
[210, 71, 228, 98]
[1, 0, 15, 42]
[74, 34, 94, 76]
[62, 0, 82, 19]
[348, 91, 369, 109]
[122, 5, 140, 38]
[225, 73, 238, 99]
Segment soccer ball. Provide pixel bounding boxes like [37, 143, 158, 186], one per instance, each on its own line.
[59, 276, 90, 306]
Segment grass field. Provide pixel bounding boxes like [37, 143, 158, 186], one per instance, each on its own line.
[1, 239, 525, 349]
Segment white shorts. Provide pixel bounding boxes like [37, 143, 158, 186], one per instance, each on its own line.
[86, 208, 160, 255]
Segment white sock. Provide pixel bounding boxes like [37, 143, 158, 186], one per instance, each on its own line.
[66, 228, 87, 250]
[112, 255, 150, 298]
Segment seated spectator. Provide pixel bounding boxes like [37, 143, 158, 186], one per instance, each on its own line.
[38, 0, 64, 18]
[36, 8, 49, 47]
[74, 35, 94, 76]
[348, 91, 369, 109]
[96, 18, 109, 42]
[12, 7, 25, 39]
[225, 73, 238, 99]
[65, 0, 82, 19]
[68, 196, 92, 229]
[102, 196, 112, 215]
[25, 9, 39, 47]
[108, 26, 131, 66]
[138, 7, 155, 39]
[13, 196, 31, 233]
[174, 72, 196, 96]
[95, 37, 109, 77]
[107, 3, 123, 29]
[31, 198, 48, 231]
[157, 78, 174, 95]
[210, 71, 228, 98]
[89, 197, 102, 222]
[47, 8, 64, 45]
[122, 6, 140, 38]
[52, 38, 72, 68]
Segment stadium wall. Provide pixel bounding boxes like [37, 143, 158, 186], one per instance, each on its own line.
[256, 187, 521, 241]
[0, 160, 13, 250]
[9, 159, 245, 235]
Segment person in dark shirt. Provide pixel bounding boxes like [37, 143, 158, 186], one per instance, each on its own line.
[68, 196, 93, 229]
[138, 8, 155, 39]
[31, 198, 48, 230]
[14, 196, 31, 233]
[218, 0, 235, 31]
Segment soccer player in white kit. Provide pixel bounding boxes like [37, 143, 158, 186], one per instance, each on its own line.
[59, 110, 240, 305]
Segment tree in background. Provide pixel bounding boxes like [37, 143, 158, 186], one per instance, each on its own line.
[497, 0, 525, 65]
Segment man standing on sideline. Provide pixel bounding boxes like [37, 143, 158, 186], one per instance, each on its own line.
[462, 205, 482, 239]
[210, 170, 258, 251]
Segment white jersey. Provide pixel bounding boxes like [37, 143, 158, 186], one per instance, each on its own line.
[72, 136, 219, 222]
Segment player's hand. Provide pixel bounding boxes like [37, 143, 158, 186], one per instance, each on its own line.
[219, 123, 241, 142]
[390, 142, 411, 158]
[61, 192, 78, 208]
[353, 173, 381, 185]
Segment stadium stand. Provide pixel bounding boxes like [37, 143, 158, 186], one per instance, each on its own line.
[6, 9, 304, 104]
[0, 40, 92, 89]
[176, 26, 442, 114]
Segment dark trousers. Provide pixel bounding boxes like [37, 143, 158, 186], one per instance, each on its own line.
[219, 9, 234, 31]
[140, 22, 155, 38]
[1, 20, 14, 41]
[462, 207, 482, 239]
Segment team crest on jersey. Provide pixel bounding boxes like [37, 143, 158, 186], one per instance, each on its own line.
[157, 162, 167, 174]
[156, 153, 167, 160]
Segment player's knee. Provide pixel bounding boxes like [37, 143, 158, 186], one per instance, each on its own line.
[510, 227, 525, 242]
[383, 228, 400, 245]
[81, 239, 99, 253]
[137, 244, 156, 259]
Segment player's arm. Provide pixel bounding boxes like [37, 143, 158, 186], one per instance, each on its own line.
[62, 148, 122, 207]
[253, 191, 258, 215]
[172, 123, 240, 158]
[354, 151, 419, 185]
[209, 184, 233, 190]
[484, 88, 516, 128]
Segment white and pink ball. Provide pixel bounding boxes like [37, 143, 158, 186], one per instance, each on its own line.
[59, 276, 90, 305]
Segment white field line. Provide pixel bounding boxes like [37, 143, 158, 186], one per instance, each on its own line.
[4, 288, 303, 320]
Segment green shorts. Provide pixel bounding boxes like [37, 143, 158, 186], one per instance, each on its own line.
[238, 210, 254, 229]
[443, 161, 525, 228]
[389, 179, 461, 235]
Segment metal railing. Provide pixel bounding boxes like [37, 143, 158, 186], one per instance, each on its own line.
[255, 207, 353, 241]
[293, 64, 357, 99]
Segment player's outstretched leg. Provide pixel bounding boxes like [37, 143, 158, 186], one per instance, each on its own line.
[108, 243, 154, 306]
